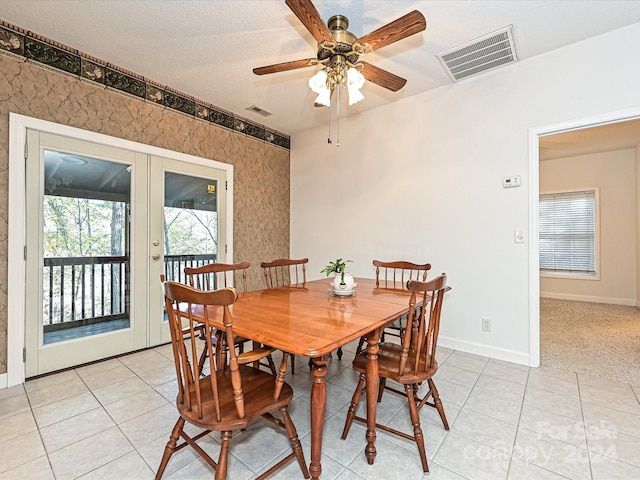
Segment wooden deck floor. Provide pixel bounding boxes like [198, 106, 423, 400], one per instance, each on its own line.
[43, 318, 130, 344]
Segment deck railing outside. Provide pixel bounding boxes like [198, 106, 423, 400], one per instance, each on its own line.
[44, 253, 217, 331]
[163, 253, 218, 285]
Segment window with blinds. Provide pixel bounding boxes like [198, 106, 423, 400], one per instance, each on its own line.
[539, 189, 597, 275]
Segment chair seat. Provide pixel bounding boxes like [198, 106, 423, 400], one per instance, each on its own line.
[352, 342, 438, 384]
[178, 365, 294, 431]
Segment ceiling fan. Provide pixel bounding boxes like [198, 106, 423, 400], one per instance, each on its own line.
[253, 0, 426, 106]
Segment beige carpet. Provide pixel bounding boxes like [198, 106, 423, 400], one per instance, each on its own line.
[540, 297, 640, 387]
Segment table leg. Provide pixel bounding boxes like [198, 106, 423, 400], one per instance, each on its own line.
[309, 354, 329, 480]
[365, 328, 382, 465]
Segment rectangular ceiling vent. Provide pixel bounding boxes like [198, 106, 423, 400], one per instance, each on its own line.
[246, 105, 272, 117]
[437, 26, 518, 82]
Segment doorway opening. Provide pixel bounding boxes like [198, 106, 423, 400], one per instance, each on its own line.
[529, 109, 640, 384]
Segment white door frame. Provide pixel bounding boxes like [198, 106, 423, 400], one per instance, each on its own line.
[528, 107, 640, 367]
[7, 113, 234, 386]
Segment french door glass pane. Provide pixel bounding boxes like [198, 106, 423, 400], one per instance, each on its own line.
[42, 149, 131, 344]
[163, 172, 218, 284]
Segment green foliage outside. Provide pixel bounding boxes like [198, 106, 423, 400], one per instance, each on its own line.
[43, 195, 217, 326]
[43, 198, 218, 257]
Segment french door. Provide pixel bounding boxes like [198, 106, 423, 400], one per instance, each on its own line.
[148, 155, 226, 346]
[24, 130, 226, 377]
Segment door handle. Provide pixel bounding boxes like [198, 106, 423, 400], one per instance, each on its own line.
[152, 253, 161, 261]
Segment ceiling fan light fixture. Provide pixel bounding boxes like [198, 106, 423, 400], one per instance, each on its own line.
[347, 67, 365, 105]
[314, 89, 331, 107]
[309, 69, 328, 94]
[309, 69, 331, 106]
[347, 86, 364, 106]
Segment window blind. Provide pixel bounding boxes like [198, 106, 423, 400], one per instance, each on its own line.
[539, 190, 596, 274]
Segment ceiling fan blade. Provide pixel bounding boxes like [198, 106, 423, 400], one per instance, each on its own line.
[253, 58, 318, 75]
[285, 0, 334, 44]
[358, 62, 407, 92]
[356, 10, 426, 53]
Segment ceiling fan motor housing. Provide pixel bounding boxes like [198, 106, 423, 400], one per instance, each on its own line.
[318, 15, 360, 66]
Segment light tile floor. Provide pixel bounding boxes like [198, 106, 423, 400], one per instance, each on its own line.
[1, 341, 639, 479]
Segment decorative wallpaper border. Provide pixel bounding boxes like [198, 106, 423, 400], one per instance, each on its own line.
[0, 20, 290, 150]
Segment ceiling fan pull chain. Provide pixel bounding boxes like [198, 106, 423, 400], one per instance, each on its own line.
[327, 95, 332, 145]
[336, 85, 341, 147]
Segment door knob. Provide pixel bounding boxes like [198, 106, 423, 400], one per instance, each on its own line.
[152, 253, 161, 261]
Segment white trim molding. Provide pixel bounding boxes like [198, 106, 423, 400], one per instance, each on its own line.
[438, 336, 530, 367]
[540, 292, 637, 306]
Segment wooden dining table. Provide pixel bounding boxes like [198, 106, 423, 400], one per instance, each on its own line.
[195, 277, 414, 479]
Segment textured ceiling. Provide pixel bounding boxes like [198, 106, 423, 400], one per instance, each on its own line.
[2, 0, 640, 138]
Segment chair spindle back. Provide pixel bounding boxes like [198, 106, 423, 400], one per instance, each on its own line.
[163, 281, 242, 422]
[184, 262, 249, 293]
[260, 258, 308, 288]
[374, 260, 431, 289]
[398, 274, 448, 376]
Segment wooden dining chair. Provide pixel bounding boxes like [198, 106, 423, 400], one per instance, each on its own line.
[157, 281, 310, 480]
[374, 260, 431, 338]
[260, 258, 310, 373]
[374, 260, 431, 289]
[260, 257, 308, 288]
[341, 274, 450, 473]
[185, 261, 250, 292]
[355, 260, 431, 355]
[184, 262, 276, 375]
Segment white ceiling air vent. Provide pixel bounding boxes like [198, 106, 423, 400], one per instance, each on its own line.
[437, 26, 517, 82]
[246, 105, 272, 117]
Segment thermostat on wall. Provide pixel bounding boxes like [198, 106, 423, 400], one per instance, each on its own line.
[502, 175, 521, 188]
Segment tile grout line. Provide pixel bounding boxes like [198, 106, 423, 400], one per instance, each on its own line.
[502, 362, 532, 480]
[19, 385, 56, 479]
[576, 373, 596, 480]
[427, 355, 485, 477]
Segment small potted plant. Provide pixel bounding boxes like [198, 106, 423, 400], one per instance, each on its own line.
[321, 258, 355, 295]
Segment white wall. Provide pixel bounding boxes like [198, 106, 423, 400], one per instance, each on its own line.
[540, 150, 637, 305]
[290, 23, 640, 365]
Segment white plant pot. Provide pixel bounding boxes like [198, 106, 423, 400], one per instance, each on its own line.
[333, 272, 355, 296]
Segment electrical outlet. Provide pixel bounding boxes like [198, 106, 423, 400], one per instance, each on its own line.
[482, 318, 491, 332]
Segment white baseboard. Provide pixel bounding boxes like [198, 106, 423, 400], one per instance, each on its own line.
[540, 292, 637, 306]
[438, 336, 531, 367]
[0, 373, 7, 389]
